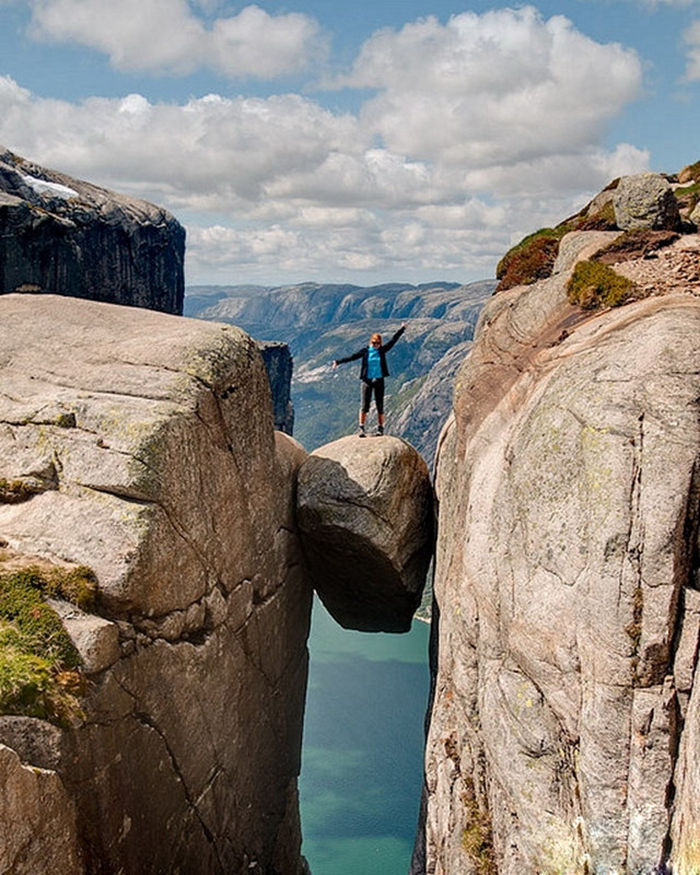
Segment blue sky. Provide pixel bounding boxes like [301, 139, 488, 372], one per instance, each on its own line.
[1, 0, 698, 286]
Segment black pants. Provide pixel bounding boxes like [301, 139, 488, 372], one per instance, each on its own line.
[361, 379, 385, 415]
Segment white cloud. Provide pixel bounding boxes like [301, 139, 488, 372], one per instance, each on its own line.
[683, 19, 700, 79]
[336, 7, 642, 175]
[0, 6, 650, 285]
[27, 0, 325, 78]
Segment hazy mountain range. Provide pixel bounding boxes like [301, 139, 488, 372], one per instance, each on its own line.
[185, 279, 495, 462]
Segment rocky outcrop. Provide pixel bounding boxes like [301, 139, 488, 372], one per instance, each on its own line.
[297, 435, 434, 632]
[420, 227, 700, 873]
[0, 293, 311, 874]
[613, 171, 681, 231]
[0, 148, 184, 313]
[0, 743, 84, 874]
[258, 341, 295, 434]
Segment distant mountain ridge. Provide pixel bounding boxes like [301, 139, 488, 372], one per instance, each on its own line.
[186, 279, 495, 459]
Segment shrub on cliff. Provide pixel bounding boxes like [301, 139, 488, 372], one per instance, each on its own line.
[495, 227, 570, 292]
[566, 260, 638, 310]
[495, 201, 619, 293]
[678, 160, 700, 184]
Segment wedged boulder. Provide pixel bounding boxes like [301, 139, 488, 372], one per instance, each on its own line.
[613, 171, 681, 231]
[297, 435, 433, 632]
[0, 293, 311, 874]
[0, 147, 184, 313]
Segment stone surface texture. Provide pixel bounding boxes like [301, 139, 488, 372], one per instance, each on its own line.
[0, 148, 184, 313]
[297, 435, 434, 632]
[0, 294, 312, 874]
[613, 171, 681, 231]
[421, 230, 700, 873]
[0, 743, 84, 874]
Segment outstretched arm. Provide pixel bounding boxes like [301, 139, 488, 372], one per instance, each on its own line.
[333, 348, 365, 368]
[381, 323, 407, 353]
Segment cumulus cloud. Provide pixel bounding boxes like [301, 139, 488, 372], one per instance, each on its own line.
[0, 6, 650, 284]
[27, 0, 325, 77]
[683, 19, 700, 79]
[334, 6, 643, 175]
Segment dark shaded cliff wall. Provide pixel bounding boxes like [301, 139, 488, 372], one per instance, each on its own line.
[258, 341, 295, 434]
[0, 148, 184, 314]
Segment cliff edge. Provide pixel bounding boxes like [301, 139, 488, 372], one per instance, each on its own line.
[0, 294, 311, 874]
[421, 169, 700, 873]
[0, 148, 185, 314]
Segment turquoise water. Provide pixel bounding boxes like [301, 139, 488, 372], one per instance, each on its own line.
[299, 597, 431, 875]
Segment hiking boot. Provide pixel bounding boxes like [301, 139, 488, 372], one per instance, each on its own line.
[358, 425, 366, 437]
[374, 425, 384, 436]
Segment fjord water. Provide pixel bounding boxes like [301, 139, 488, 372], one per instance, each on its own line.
[299, 596, 431, 875]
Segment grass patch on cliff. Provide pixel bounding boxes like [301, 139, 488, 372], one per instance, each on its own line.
[0, 564, 96, 725]
[566, 261, 638, 310]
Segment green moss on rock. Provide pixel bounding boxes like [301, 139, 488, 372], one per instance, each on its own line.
[0, 564, 95, 724]
[566, 261, 638, 310]
[575, 199, 618, 231]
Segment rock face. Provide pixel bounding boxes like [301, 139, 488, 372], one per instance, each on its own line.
[0, 148, 185, 314]
[0, 743, 84, 874]
[0, 294, 311, 874]
[297, 435, 434, 632]
[258, 340, 295, 434]
[613, 171, 681, 231]
[421, 231, 700, 873]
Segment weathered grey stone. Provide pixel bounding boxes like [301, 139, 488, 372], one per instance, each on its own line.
[613, 171, 681, 231]
[0, 717, 65, 770]
[0, 147, 184, 313]
[297, 435, 434, 632]
[421, 248, 700, 874]
[0, 293, 312, 874]
[0, 744, 83, 874]
[690, 199, 700, 227]
[671, 662, 700, 874]
[47, 599, 120, 675]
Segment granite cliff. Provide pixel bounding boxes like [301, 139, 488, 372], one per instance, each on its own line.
[0, 148, 184, 314]
[417, 168, 700, 874]
[0, 293, 312, 873]
[0, 292, 432, 873]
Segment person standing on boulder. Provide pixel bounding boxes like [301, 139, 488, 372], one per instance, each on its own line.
[332, 324, 407, 437]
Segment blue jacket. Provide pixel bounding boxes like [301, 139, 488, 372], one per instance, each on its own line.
[335, 326, 405, 383]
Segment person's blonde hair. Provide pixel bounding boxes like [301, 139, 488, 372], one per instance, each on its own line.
[370, 333, 382, 344]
